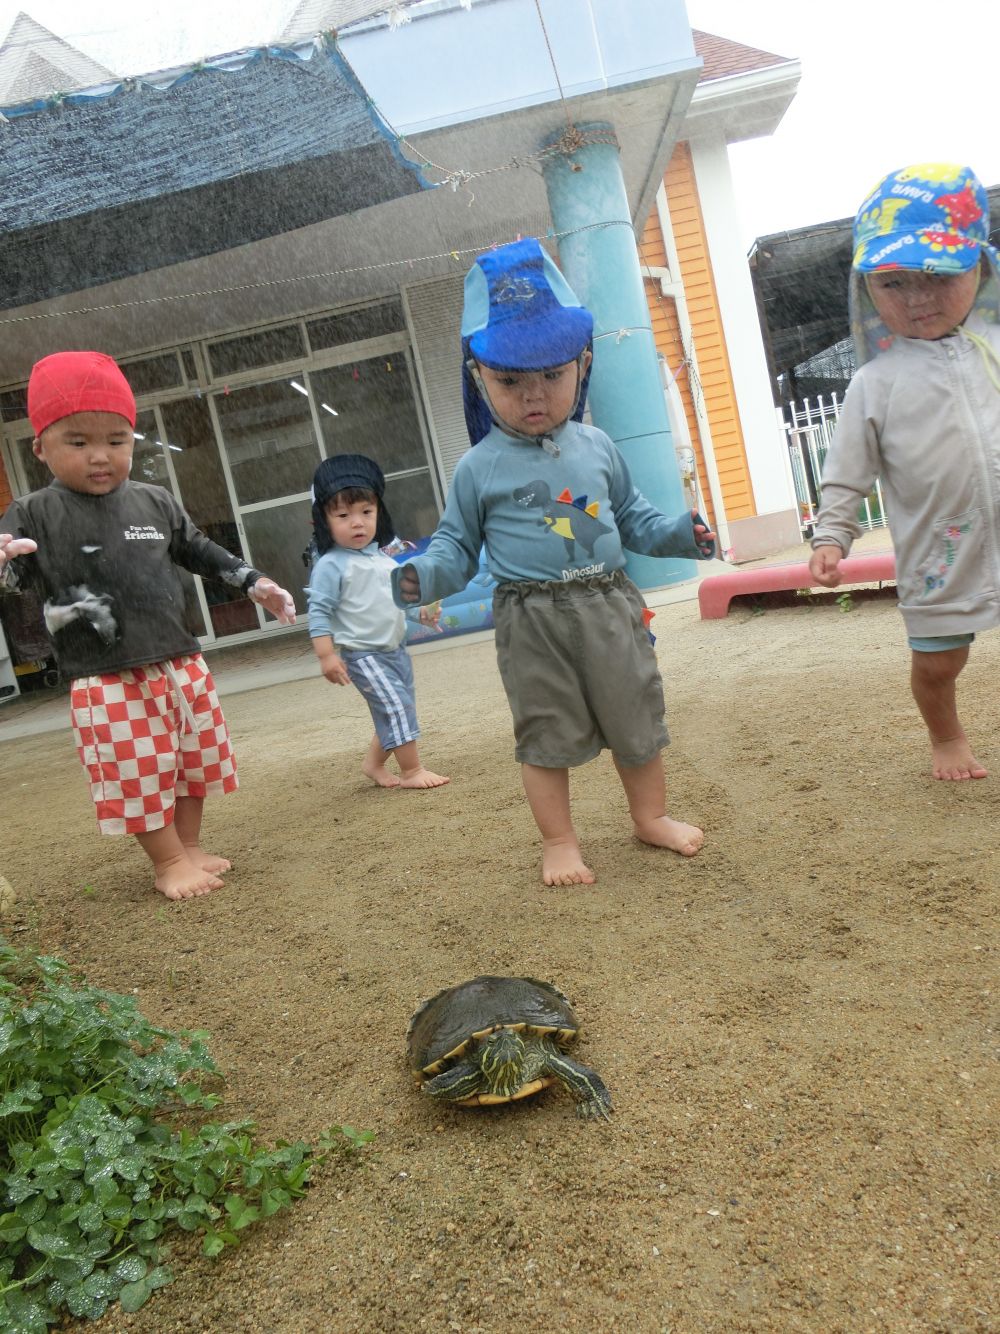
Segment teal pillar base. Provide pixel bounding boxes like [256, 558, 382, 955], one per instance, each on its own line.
[541, 124, 695, 589]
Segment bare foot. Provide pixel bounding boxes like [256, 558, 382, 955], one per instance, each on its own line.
[362, 760, 402, 787]
[184, 845, 232, 874]
[153, 855, 225, 900]
[931, 736, 988, 780]
[398, 768, 450, 789]
[633, 815, 704, 857]
[542, 837, 596, 887]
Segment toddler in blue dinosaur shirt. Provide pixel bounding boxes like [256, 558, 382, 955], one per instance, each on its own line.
[393, 238, 715, 886]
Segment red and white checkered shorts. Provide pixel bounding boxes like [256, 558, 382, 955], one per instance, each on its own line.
[70, 654, 238, 836]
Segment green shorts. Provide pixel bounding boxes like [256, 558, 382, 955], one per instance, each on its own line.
[493, 570, 669, 769]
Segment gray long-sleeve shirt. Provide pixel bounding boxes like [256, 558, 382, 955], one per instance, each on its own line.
[812, 314, 1000, 637]
[307, 542, 414, 651]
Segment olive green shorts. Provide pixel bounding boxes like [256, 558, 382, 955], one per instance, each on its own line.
[492, 570, 669, 769]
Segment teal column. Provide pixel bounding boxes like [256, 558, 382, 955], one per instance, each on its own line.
[540, 123, 695, 588]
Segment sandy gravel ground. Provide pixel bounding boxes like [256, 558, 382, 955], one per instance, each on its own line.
[1, 568, 996, 1333]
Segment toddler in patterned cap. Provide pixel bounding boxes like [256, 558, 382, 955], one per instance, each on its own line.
[810, 164, 1000, 780]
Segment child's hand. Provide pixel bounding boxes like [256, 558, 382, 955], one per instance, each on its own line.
[248, 578, 297, 625]
[398, 563, 422, 604]
[691, 510, 716, 558]
[419, 601, 443, 631]
[0, 534, 38, 569]
[809, 544, 843, 588]
[318, 651, 350, 686]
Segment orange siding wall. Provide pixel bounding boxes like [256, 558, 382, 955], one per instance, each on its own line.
[0, 457, 12, 513]
[640, 141, 756, 526]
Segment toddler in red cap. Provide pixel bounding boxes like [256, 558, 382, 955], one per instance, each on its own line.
[0, 351, 297, 900]
[809, 164, 1000, 782]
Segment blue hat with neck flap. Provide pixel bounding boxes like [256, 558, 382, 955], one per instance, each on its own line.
[461, 238, 594, 445]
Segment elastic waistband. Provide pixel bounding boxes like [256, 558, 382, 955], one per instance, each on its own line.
[339, 640, 406, 657]
[495, 569, 629, 602]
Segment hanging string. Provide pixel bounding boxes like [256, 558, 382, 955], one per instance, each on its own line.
[532, 0, 573, 130]
[0, 220, 636, 328]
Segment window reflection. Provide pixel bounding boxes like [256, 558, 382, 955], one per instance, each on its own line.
[159, 397, 255, 638]
[383, 472, 440, 543]
[312, 355, 425, 474]
[243, 500, 313, 616]
[131, 410, 169, 486]
[216, 380, 321, 506]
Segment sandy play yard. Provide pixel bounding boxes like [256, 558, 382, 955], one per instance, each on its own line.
[0, 565, 996, 1333]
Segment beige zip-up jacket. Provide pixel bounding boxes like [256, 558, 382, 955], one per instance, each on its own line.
[812, 312, 1000, 638]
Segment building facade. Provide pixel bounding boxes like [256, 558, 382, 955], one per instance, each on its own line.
[0, 1, 802, 662]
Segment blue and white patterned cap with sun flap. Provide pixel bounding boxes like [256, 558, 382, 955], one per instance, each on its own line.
[849, 162, 1000, 366]
[461, 238, 594, 445]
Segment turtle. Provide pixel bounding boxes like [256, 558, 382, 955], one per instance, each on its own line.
[406, 975, 612, 1119]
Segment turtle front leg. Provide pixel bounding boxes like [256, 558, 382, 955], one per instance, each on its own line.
[421, 1061, 483, 1103]
[536, 1039, 612, 1119]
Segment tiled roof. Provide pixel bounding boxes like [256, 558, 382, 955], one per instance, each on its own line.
[693, 29, 793, 82]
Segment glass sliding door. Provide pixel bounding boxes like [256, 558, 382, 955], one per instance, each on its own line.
[212, 376, 323, 620]
[159, 396, 258, 638]
[134, 409, 208, 639]
[310, 351, 441, 542]
[241, 498, 314, 616]
[216, 377, 321, 506]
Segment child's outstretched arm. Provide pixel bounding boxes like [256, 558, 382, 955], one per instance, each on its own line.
[0, 533, 38, 591]
[391, 459, 485, 607]
[690, 511, 716, 559]
[247, 577, 296, 624]
[606, 445, 714, 560]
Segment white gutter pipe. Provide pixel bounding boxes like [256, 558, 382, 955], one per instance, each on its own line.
[648, 182, 732, 556]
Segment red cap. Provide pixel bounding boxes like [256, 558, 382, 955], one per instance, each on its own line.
[27, 351, 136, 436]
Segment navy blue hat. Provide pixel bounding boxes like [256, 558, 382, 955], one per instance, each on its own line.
[311, 453, 395, 553]
[462, 238, 594, 444]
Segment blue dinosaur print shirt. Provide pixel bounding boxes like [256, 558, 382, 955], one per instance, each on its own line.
[391, 420, 705, 602]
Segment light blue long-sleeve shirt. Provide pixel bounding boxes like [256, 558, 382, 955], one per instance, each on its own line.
[307, 543, 416, 651]
[391, 420, 705, 604]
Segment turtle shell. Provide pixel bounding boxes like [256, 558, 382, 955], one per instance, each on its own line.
[407, 975, 580, 1077]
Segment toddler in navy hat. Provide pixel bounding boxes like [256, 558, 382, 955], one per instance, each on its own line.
[393, 238, 715, 887]
[0, 349, 297, 901]
[306, 453, 449, 789]
[810, 163, 1000, 781]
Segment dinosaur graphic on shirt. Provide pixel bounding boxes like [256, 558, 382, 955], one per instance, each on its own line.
[512, 480, 613, 561]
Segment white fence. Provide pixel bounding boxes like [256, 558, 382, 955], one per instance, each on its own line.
[779, 392, 888, 540]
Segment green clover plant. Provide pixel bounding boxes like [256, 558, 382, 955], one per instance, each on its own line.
[0, 942, 373, 1330]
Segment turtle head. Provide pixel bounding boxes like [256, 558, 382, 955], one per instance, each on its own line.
[479, 1028, 526, 1098]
